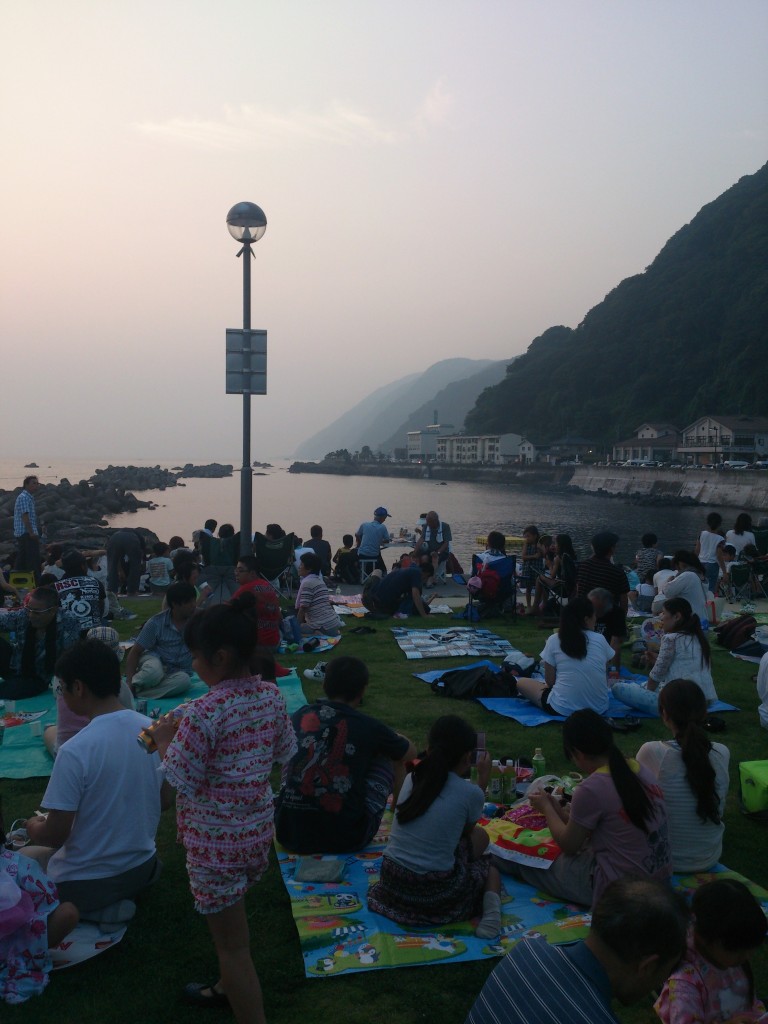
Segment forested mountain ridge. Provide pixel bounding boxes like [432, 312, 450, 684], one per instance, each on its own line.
[465, 162, 768, 442]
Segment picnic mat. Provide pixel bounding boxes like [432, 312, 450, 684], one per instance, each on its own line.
[276, 814, 768, 978]
[276, 812, 591, 977]
[330, 594, 367, 617]
[393, 627, 515, 660]
[279, 636, 343, 656]
[413, 662, 739, 725]
[0, 670, 306, 780]
[51, 922, 127, 970]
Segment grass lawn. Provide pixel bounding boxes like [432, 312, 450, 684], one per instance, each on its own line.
[3, 600, 767, 1023]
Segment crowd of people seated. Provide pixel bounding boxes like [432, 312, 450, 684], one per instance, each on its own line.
[2, 499, 767, 1022]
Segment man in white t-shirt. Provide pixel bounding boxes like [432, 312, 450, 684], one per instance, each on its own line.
[25, 638, 172, 918]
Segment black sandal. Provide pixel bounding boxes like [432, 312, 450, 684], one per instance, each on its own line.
[182, 983, 229, 1008]
[349, 626, 377, 634]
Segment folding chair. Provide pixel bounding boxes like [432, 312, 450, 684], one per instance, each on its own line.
[253, 532, 296, 597]
[358, 558, 378, 584]
[536, 553, 578, 615]
[470, 555, 517, 618]
[724, 563, 752, 603]
[198, 533, 241, 604]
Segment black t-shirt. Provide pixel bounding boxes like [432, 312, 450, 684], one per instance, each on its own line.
[54, 575, 105, 633]
[275, 701, 409, 853]
[595, 605, 626, 641]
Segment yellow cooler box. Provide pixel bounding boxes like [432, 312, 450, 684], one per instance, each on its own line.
[739, 760, 768, 814]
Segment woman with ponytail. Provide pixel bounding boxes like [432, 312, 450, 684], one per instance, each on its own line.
[151, 592, 297, 1022]
[516, 597, 615, 715]
[637, 679, 729, 872]
[500, 709, 671, 908]
[368, 715, 502, 938]
[611, 597, 717, 715]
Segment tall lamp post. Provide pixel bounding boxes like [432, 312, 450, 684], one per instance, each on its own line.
[226, 202, 267, 555]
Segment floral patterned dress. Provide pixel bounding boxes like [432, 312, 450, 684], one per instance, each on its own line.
[0, 850, 60, 1005]
[163, 676, 297, 907]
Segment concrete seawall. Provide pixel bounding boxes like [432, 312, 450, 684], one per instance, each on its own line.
[569, 466, 768, 510]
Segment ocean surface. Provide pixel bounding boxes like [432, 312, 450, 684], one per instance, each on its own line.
[1, 458, 743, 569]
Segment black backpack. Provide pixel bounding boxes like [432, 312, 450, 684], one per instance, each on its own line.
[431, 665, 516, 700]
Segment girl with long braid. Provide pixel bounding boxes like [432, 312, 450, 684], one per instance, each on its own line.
[637, 679, 729, 871]
[368, 715, 502, 938]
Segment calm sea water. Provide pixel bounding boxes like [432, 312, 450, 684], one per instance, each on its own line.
[0, 458, 743, 568]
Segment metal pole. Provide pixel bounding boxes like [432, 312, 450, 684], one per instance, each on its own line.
[240, 243, 253, 555]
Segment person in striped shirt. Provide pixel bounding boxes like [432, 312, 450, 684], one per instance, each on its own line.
[465, 877, 688, 1024]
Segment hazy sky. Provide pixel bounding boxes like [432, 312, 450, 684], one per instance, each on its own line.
[3, 1, 766, 462]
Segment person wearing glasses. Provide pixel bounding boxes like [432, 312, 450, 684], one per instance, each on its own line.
[0, 587, 83, 699]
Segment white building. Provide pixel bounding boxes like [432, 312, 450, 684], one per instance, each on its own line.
[406, 424, 454, 462]
[436, 432, 522, 465]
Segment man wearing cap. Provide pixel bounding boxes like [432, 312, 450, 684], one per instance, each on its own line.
[577, 532, 629, 611]
[355, 507, 391, 573]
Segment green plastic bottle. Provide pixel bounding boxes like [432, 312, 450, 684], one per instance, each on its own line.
[488, 759, 503, 802]
[532, 747, 547, 778]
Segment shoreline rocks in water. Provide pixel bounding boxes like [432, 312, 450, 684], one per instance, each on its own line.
[0, 462, 231, 562]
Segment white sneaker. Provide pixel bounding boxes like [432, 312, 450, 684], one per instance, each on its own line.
[303, 663, 327, 682]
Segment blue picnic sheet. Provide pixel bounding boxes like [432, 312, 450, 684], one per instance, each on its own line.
[414, 661, 739, 725]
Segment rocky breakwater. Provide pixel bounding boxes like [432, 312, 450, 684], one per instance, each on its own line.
[569, 465, 768, 510]
[0, 463, 235, 564]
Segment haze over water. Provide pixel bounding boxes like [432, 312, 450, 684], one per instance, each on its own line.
[0, 458, 735, 569]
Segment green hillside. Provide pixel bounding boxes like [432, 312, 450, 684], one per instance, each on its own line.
[465, 162, 768, 442]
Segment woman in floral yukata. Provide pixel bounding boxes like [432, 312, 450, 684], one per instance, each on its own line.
[152, 593, 297, 1024]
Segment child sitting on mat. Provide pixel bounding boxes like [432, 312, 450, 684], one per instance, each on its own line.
[655, 878, 767, 1023]
[151, 594, 297, 1023]
[496, 709, 671, 909]
[367, 715, 502, 938]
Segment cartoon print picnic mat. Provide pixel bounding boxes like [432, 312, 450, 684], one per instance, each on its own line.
[276, 812, 592, 978]
[277, 810, 768, 979]
[392, 627, 515, 660]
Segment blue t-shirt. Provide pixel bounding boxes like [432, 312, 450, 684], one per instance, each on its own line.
[356, 520, 390, 558]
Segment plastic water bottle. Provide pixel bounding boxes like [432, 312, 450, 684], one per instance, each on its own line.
[488, 759, 503, 801]
[532, 747, 547, 778]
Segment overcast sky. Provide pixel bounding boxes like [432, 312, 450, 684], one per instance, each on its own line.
[3, 1, 766, 461]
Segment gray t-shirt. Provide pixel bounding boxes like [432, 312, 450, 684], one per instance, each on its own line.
[385, 771, 483, 873]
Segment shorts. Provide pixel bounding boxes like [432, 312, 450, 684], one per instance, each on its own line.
[540, 686, 559, 716]
[187, 844, 270, 915]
